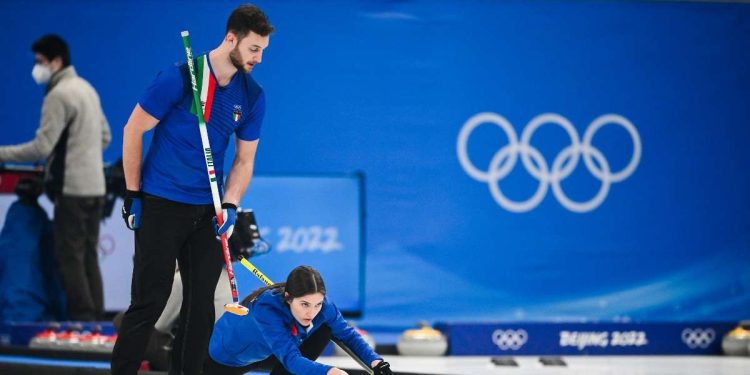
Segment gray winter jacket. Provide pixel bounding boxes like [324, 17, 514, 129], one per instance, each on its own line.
[0, 66, 111, 196]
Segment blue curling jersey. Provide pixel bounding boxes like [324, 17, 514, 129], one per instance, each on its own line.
[137, 54, 265, 204]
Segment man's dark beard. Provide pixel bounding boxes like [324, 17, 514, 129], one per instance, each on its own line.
[229, 45, 248, 73]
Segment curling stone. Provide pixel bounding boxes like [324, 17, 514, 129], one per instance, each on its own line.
[29, 322, 61, 349]
[722, 321, 750, 356]
[396, 322, 447, 356]
[66, 323, 87, 351]
[78, 325, 105, 352]
[334, 327, 376, 356]
[54, 323, 83, 351]
[97, 334, 118, 353]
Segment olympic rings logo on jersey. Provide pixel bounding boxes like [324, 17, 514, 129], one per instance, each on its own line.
[456, 112, 641, 213]
[492, 329, 528, 350]
[681, 328, 716, 349]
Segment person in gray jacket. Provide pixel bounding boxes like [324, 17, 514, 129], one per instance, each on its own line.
[0, 34, 111, 321]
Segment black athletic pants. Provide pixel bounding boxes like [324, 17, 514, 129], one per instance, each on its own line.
[111, 194, 223, 375]
[202, 325, 333, 375]
[53, 195, 105, 321]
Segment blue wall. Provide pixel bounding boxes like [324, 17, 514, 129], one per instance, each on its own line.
[2, 0, 750, 325]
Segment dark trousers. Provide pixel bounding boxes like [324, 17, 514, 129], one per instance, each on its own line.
[111, 194, 223, 375]
[202, 325, 332, 375]
[53, 195, 105, 321]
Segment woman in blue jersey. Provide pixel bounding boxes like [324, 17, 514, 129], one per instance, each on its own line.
[204, 265, 392, 375]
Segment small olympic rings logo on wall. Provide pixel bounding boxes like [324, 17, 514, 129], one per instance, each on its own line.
[457, 112, 641, 213]
[492, 329, 528, 350]
[681, 328, 715, 349]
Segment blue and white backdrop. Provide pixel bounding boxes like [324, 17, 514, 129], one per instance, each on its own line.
[1, 0, 749, 325]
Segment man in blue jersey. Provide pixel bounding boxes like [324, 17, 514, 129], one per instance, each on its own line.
[111, 4, 273, 375]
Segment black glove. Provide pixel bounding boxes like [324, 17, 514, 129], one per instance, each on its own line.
[122, 190, 142, 230]
[229, 209, 271, 260]
[373, 361, 392, 375]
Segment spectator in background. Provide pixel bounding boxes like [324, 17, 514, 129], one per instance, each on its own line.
[0, 34, 112, 321]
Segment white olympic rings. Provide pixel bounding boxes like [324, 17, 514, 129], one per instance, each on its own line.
[681, 328, 716, 349]
[492, 329, 528, 351]
[457, 112, 641, 213]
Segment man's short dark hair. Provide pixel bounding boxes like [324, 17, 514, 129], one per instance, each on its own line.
[31, 34, 71, 67]
[226, 4, 274, 40]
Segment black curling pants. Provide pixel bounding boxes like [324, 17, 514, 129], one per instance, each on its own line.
[111, 194, 224, 375]
[53, 195, 105, 321]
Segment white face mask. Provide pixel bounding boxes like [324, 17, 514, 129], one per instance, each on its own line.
[31, 63, 52, 85]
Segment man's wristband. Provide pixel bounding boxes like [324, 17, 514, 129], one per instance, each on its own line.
[125, 190, 142, 198]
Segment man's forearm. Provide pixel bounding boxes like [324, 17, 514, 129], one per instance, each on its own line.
[122, 124, 144, 191]
[0, 95, 69, 163]
[120, 104, 161, 192]
[222, 159, 254, 206]
[0, 141, 48, 163]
